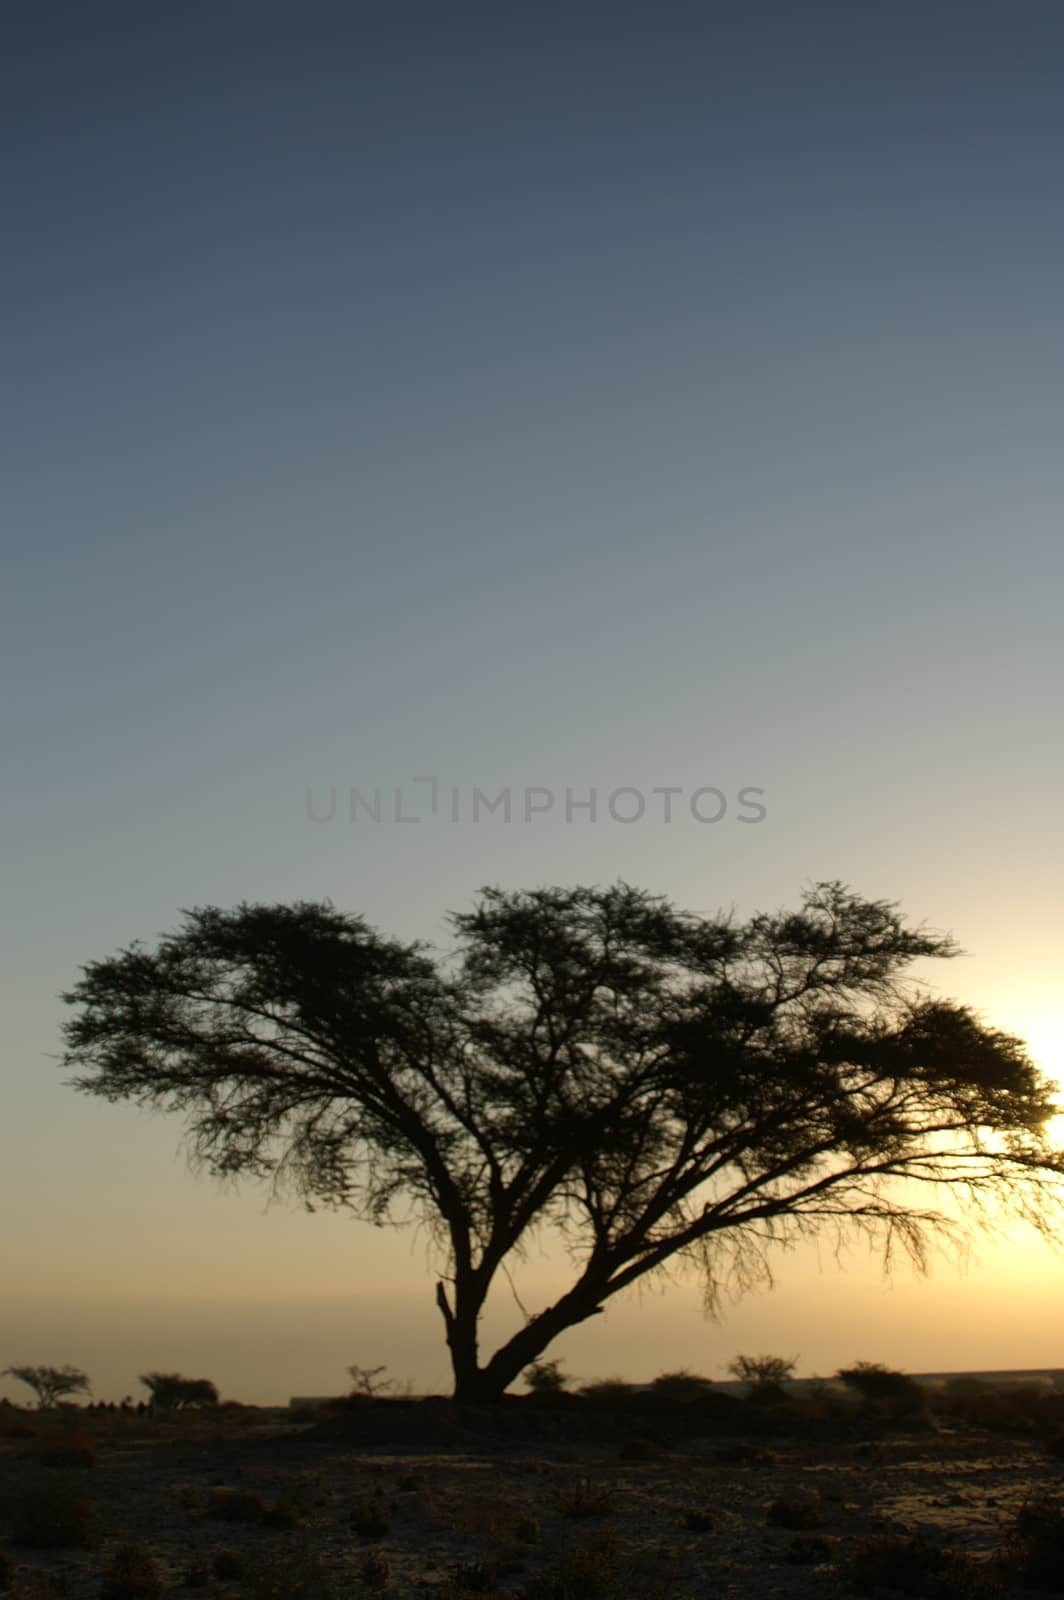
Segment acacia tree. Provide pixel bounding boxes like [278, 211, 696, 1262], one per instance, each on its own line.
[62, 882, 1064, 1404]
[3, 1365, 91, 1408]
[139, 1372, 219, 1408]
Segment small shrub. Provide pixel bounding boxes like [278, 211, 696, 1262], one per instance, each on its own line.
[261, 1500, 302, 1530]
[851, 1532, 999, 1598]
[350, 1505, 391, 1537]
[767, 1492, 822, 1531]
[577, 1378, 633, 1401]
[836, 1363, 927, 1421]
[205, 1487, 266, 1523]
[648, 1370, 713, 1401]
[99, 1543, 162, 1600]
[787, 1533, 833, 1565]
[524, 1359, 569, 1395]
[521, 1534, 619, 1600]
[557, 1476, 615, 1520]
[1002, 1493, 1064, 1589]
[10, 1479, 94, 1548]
[211, 1551, 245, 1580]
[682, 1509, 713, 1531]
[727, 1354, 797, 1396]
[358, 1550, 390, 1589]
[514, 1515, 540, 1543]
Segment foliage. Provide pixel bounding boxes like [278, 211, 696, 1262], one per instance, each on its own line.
[767, 1491, 822, 1529]
[62, 881, 1064, 1401]
[205, 1488, 266, 1523]
[345, 1364, 394, 1398]
[2, 1366, 90, 1409]
[836, 1362, 927, 1417]
[728, 1354, 798, 1394]
[524, 1358, 569, 1394]
[851, 1532, 1002, 1599]
[648, 1369, 713, 1399]
[99, 1543, 163, 1600]
[1002, 1493, 1064, 1589]
[138, 1372, 218, 1409]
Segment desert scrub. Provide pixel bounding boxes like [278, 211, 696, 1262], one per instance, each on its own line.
[786, 1533, 834, 1565]
[1001, 1493, 1064, 1589]
[99, 1543, 162, 1600]
[851, 1532, 1001, 1599]
[350, 1504, 392, 1537]
[240, 1544, 336, 1600]
[358, 1549, 391, 1590]
[10, 1478, 94, 1549]
[521, 1533, 620, 1600]
[261, 1499, 303, 1530]
[557, 1476, 615, 1519]
[766, 1491, 822, 1530]
[205, 1487, 266, 1523]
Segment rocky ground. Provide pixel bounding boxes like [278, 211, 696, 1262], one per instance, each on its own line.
[2, 1398, 1064, 1599]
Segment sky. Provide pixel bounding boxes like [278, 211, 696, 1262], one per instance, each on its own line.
[3, 0, 1064, 1405]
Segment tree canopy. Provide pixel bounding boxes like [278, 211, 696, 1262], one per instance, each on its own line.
[3, 1364, 91, 1408]
[62, 881, 1064, 1401]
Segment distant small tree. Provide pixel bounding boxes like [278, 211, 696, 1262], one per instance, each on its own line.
[836, 1362, 925, 1417]
[346, 1364, 395, 1399]
[728, 1354, 798, 1396]
[3, 1365, 90, 1409]
[524, 1358, 569, 1394]
[650, 1369, 715, 1400]
[139, 1372, 219, 1409]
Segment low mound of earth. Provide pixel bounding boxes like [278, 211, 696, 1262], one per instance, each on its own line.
[2, 1405, 1062, 1598]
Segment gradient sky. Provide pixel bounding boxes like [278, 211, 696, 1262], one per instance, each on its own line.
[3, 1, 1064, 1405]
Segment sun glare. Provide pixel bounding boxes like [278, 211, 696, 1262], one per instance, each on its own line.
[1021, 1017, 1064, 1145]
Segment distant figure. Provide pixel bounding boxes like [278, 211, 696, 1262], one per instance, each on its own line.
[136, 1400, 147, 1414]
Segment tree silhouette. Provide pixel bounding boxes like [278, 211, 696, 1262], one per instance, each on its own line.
[4, 1364, 90, 1408]
[139, 1372, 219, 1408]
[62, 882, 1064, 1403]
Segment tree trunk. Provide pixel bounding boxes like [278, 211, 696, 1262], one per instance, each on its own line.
[447, 1281, 607, 1404]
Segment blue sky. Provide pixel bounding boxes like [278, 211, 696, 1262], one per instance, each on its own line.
[3, 1, 1063, 1402]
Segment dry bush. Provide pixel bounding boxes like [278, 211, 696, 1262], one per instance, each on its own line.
[358, 1549, 391, 1589]
[557, 1476, 615, 1520]
[786, 1533, 834, 1565]
[98, 1543, 162, 1600]
[851, 1532, 1001, 1599]
[205, 1487, 266, 1523]
[521, 1532, 621, 1600]
[999, 1493, 1064, 1589]
[766, 1490, 823, 1530]
[240, 1542, 336, 1600]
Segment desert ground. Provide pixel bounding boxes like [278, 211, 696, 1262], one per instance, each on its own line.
[3, 1383, 1064, 1599]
